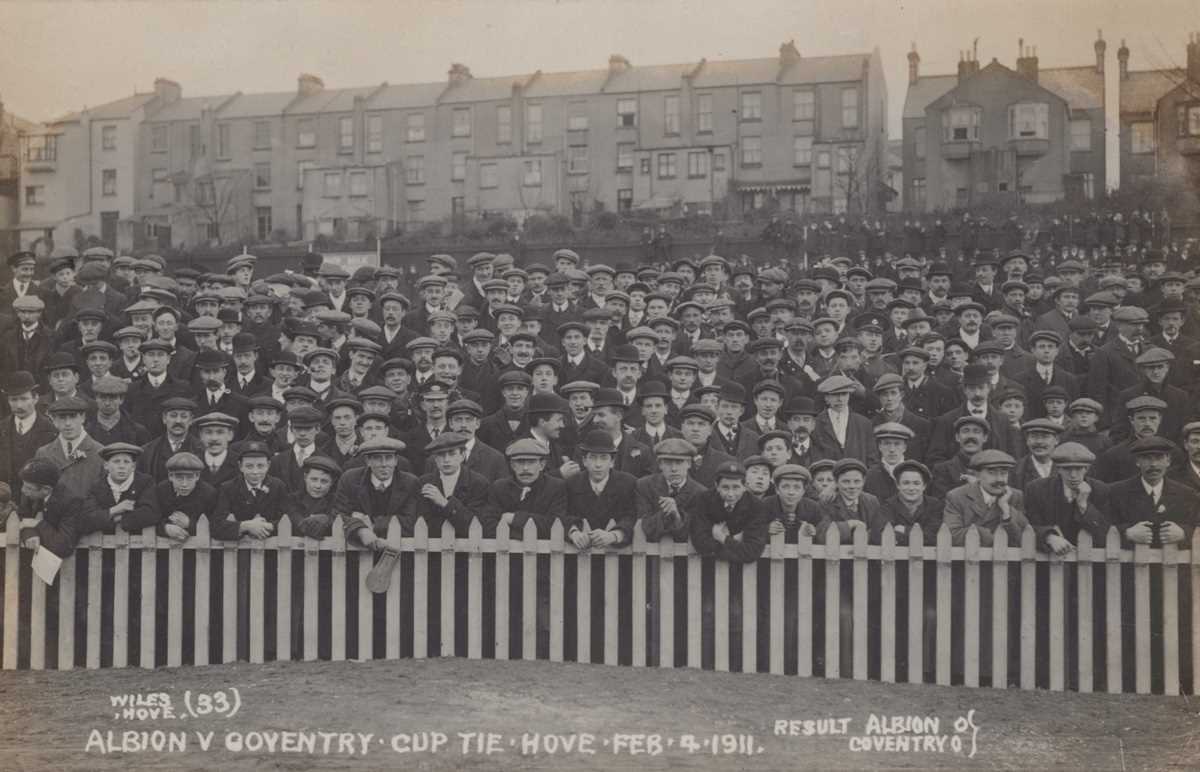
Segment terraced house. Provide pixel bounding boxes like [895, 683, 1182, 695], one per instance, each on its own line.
[17, 42, 890, 252]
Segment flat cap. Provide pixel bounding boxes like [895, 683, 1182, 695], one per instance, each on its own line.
[506, 438, 550, 459]
[1112, 306, 1149, 324]
[968, 449, 1016, 470]
[679, 404, 716, 423]
[873, 422, 915, 441]
[287, 405, 326, 426]
[426, 431, 470, 455]
[301, 455, 342, 478]
[497, 370, 533, 389]
[772, 464, 811, 484]
[1021, 418, 1064, 435]
[953, 415, 991, 434]
[12, 295, 45, 312]
[817, 375, 856, 395]
[1129, 436, 1177, 456]
[165, 453, 205, 473]
[1028, 329, 1063, 347]
[1126, 395, 1168, 413]
[893, 459, 932, 483]
[872, 373, 905, 393]
[1050, 442, 1096, 465]
[833, 458, 868, 478]
[446, 398, 484, 417]
[92, 375, 129, 395]
[1135, 347, 1174, 366]
[358, 437, 408, 456]
[99, 442, 142, 460]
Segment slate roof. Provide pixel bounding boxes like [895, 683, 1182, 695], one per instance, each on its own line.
[1120, 68, 1183, 115]
[54, 92, 157, 124]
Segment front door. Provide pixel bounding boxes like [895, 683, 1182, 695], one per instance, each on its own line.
[100, 211, 119, 249]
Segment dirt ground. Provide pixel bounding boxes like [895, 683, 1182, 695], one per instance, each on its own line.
[0, 658, 1196, 770]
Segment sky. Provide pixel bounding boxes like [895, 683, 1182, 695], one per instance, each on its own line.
[1, 0, 1197, 135]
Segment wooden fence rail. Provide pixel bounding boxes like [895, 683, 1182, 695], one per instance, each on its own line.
[2, 512, 1196, 695]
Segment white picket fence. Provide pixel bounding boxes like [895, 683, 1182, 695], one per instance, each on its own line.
[2, 512, 1196, 695]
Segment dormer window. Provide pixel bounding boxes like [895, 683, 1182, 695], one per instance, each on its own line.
[942, 106, 981, 141]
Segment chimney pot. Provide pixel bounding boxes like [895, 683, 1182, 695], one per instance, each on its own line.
[153, 77, 181, 104]
[297, 73, 324, 97]
[608, 54, 631, 74]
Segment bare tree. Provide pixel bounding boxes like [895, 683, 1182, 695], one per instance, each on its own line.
[833, 141, 883, 215]
[176, 170, 250, 246]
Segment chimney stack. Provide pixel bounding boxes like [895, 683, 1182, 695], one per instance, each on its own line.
[908, 43, 920, 85]
[154, 78, 181, 104]
[1095, 30, 1106, 74]
[1016, 40, 1039, 82]
[1118, 39, 1130, 80]
[1188, 33, 1200, 86]
[779, 40, 801, 68]
[298, 73, 324, 97]
[447, 63, 473, 85]
[608, 54, 631, 75]
[957, 49, 979, 83]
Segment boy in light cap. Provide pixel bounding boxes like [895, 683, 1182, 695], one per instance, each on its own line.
[81, 443, 154, 535]
[127, 452, 219, 541]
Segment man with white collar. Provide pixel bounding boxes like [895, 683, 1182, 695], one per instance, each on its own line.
[0, 371, 56, 503]
[1010, 419, 1062, 491]
[194, 349, 248, 434]
[417, 430, 490, 534]
[318, 262, 350, 312]
[1, 294, 52, 381]
[194, 412, 240, 487]
[268, 404, 326, 492]
[1, 251, 39, 313]
[1108, 436, 1197, 548]
[301, 347, 347, 408]
[35, 396, 104, 501]
[585, 388, 654, 478]
[442, 399, 508, 481]
[337, 436, 421, 544]
[580, 264, 615, 311]
[928, 364, 1022, 465]
[952, 302, 987, 351]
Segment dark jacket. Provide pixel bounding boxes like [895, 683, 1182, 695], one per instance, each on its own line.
[1086, 338, 1144, 426]
[126, 479, 219, 536]
[18, 490, 83, 558]
[636, 474, 707, 542]
[762, 494, 825, 542]
[211, 475, 290, 540]
[564, 470, 637, 544]
[334, 466, 421, 538]
[1022, 475, 1111, 552]
[79, 471, 156, 535]
[137, 434, 206, 481]
[415, 469, 491, 535]
[1105, 475, 1199, 547]
[481, 473, 568, 538]
[811, 410, 879, 467]
[0, 412, 57, 492]
[871, 494, 945, 545]
[689, 490, 768, 563]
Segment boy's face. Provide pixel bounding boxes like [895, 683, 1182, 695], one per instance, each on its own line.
[49, 367, 78, 395]
[582, 451, 614, 481]
[762, 438, 790, 466]
[1070, 409, 1097, 431]
[169, 471, 199, 497]
[105, 453, 136, 482]
[999, 398, 1024, 423]
[86, 352, 112, 377]
[21, 480, 53, 502]
[50, 411, 85, 439]
[716, 477, 746, 508]
[359, 420, 388, 442]
[641, 397, 666, 426]
[433, 447, 465, 476]
[668, 368, 695, 392]
[744, 466, 771, 494]
[330, 406, 358, 436]
[240, 455, 269, 486]
[304, 469, 334, 499]
[142, 349, 170, 375]
[292, 424, 319, 446]
[776, 477, 805, 505]
[1045, 399, 1066, 418]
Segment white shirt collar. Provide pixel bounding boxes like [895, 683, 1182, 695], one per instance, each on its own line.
[206, 449, 228, 468]
[439, 469, 461, 494]
[108, 475, 134, 496]
[1142, 479, 1164, 500]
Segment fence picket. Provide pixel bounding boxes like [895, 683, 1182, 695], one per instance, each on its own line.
[1134, 544, 1151, 695]
[1076, 530, 1094, 693]
[303, 527, 319, 662]
[30, 556, 45, 670]
[768, 531, 785, 676]
[86, 541, 101, 669]
[964, 527, 980, 688]
[575, 541, 590, 664]
[687, 549, 701, 669]
[467, 519, 483, 660]
[631, 526, 647, 668]
[1020, 527, 1037, 691]
[221, 536, 237, 664]
[1162, 543, 1179, 696]
[276, 517, 293, 662]
[4, 512, 21, 670]
[604, 547, 619, 667]
[249, 537, 266, 665]
[991, 527, 1010, 689]
[357, 548, 372, 660]
[906, 524, 924, 685]
[56, 550, 75, 670]
[329, 523, 347, 662]
[385, 518, 402, 660]
[880, 527, 895, 684]
[658, 537, 675, 669]
[112, 528, 130, 668]
[493, 523, 509, 661]
[824, 524, 842, 680]
[1105, 527, 1123, 694]
[521, 519, 538, 661]
[166, 541, 183, 667]
[140, 527, 158, 669]
[441, 521, 457, 658]
[714, 559, 730, 673]
[742, 557, 757, 674]
[412, 518, 429, 660]
[797, 528, 814, 678]
[852, 525, 868, 681]
[193, 517, 211, 667]
[1048, 536, 1065, 692]
[934, 525, 951, 686]
[549, 521, 564, 663]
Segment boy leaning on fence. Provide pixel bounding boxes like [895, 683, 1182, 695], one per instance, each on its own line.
[416, 431, 490, 535]
[637, 438, 707, 542]
[79, 442, 154, 536]
[287, 454, 341, 539]
[689, 461, 768, 563]
[211, 441, 288, 541]
[1022, 442, 1110, 555]
[16, 458, 79, 557]
[126, 452, 218, 540]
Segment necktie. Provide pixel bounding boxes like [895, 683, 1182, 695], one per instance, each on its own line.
[210, 393, 219, 407]
[430, 427, 440, 439]
[209, 460, 219, 473]
[519, 486, 531, 502]
[66, 441, 76, 457]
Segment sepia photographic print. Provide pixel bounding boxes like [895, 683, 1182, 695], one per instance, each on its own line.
[0, 0, 1197, 767]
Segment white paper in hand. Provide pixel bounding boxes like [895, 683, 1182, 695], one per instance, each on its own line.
[32, 547, 62, 586]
